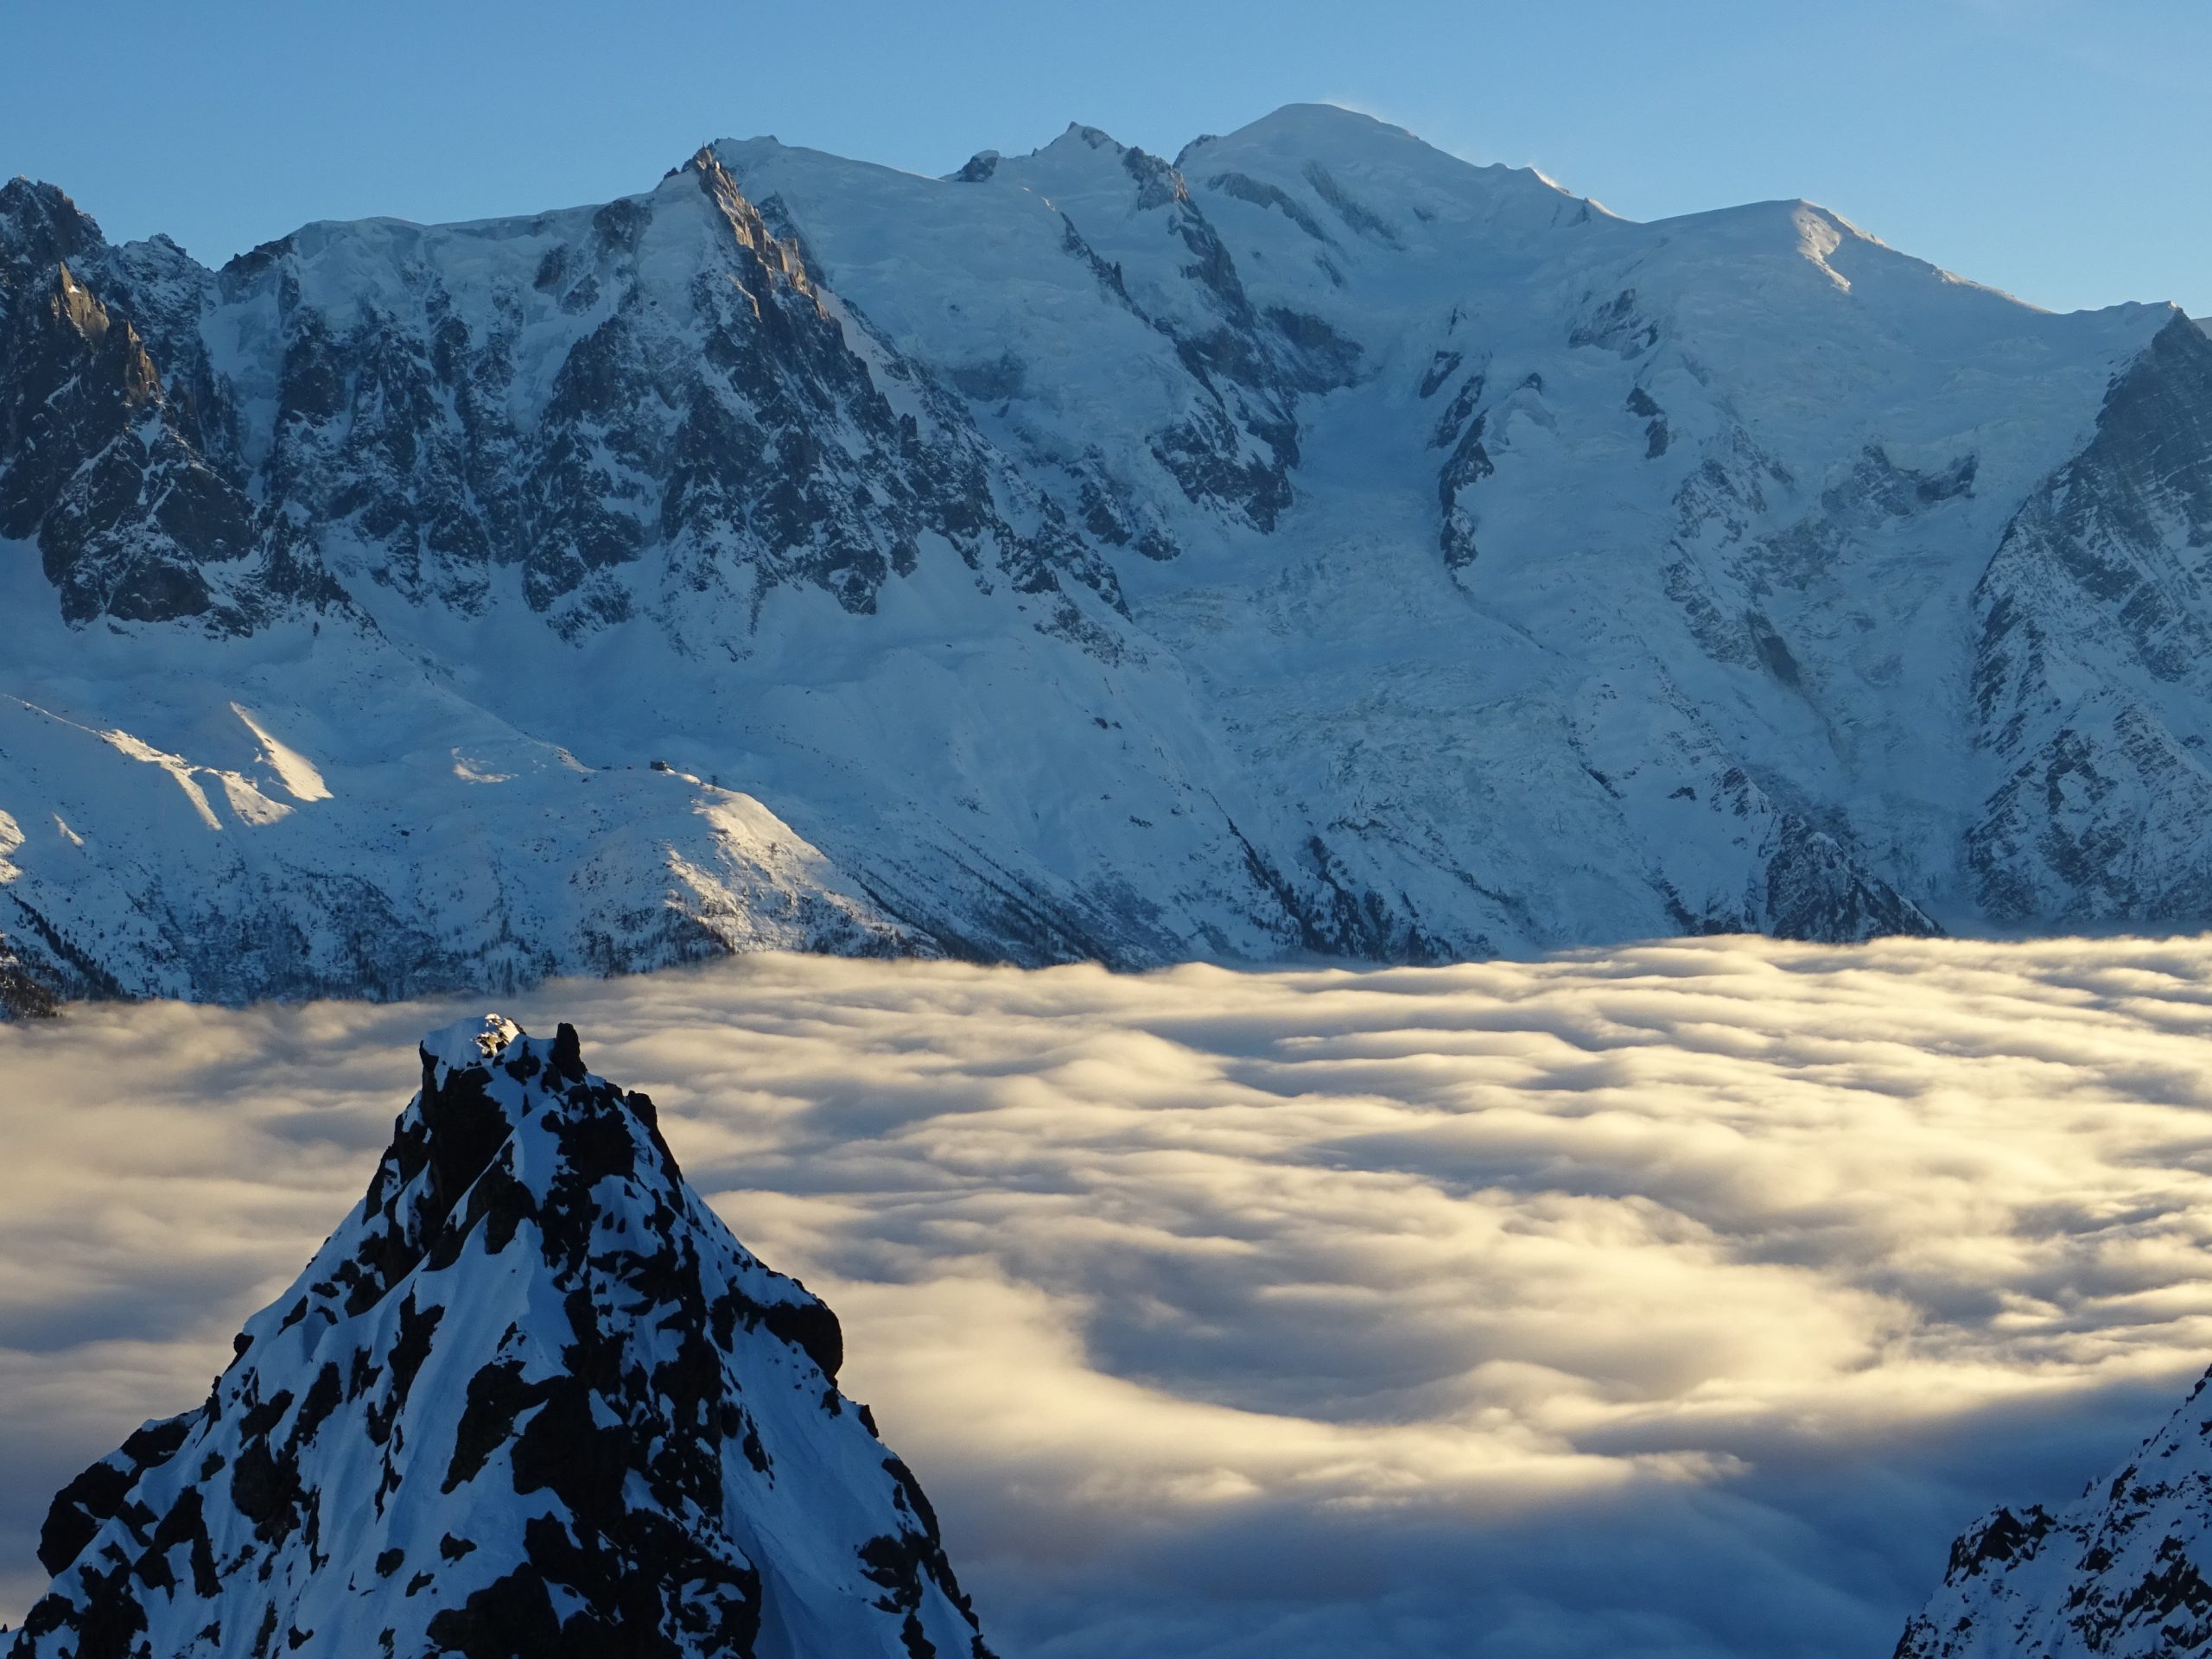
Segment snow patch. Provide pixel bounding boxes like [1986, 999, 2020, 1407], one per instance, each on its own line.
[450, 749, 518, 785]
[211, 770, 292, 825]
[94, 728, 222, 832]
[230, 703, 333, 802]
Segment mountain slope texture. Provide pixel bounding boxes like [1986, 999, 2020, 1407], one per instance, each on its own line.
[1897, 1364, 2212, 1657]
[6, 105, 2212, 1004]
[5, 1014, 990, 1659]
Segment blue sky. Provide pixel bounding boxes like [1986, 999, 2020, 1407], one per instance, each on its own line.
[3, 0, 2204, 315]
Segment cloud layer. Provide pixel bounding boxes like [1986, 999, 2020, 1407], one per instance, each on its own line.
[8, 936, 2212, 1654]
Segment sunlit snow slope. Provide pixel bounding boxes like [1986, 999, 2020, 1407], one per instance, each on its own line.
[7, 105, 2212, 1003]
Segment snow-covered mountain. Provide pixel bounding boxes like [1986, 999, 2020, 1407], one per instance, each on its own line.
[6, 1014, 991, 1659]
[6, 104, 2212, 1005]
[1897, 1365, 2212, 1657]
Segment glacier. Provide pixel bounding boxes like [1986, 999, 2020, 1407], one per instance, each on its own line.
[5, 103, 2211, 1006]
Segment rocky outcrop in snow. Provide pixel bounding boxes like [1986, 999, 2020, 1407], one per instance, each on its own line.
[6, 1015, 990, 1659]
[1897, 1364, 2212, 1658]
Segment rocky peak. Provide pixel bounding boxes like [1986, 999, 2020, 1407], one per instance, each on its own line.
[1014, 121, 1186, 212]
[42, 264, 158, 404]
[681, 145, 817, 300]
[9, 1016, 993, 1659]
[1897, 1363, 2212, 1657]
[1051, 121, 1122, 153]
[0, 219, 302, 630]
[0, 177, 102, 276]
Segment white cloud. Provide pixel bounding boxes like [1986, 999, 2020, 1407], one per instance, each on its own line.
[7, 936, 2212, 1653]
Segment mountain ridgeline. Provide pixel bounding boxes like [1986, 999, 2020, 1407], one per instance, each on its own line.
[3, 105, 2210, 1007]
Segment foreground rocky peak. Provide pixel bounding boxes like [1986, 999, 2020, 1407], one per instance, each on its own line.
[8, 1016, 990, 1659]
[1897, 1364, 2212, 1657]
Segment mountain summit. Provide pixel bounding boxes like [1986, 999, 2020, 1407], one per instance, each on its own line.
[6, 1016, 990, 1659]
[4, 107, 2212, 1006]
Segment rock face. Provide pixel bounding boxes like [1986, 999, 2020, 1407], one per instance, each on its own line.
[1897, 1366, 2212, 1658]
[5, 1016, 991, 1659]
[3, 104, 2212, 1003]
[0, 182, 333, 633]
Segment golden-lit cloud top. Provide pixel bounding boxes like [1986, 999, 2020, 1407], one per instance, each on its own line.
[7, 935, 2212, 1654]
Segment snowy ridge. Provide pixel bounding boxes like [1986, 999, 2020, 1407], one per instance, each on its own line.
[5, 1015, 991, 1659]
[1897, 1364, 2212, 1657]
[4, 105, 2212, 1003]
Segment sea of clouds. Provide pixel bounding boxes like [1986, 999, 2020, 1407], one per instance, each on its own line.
[8, 935, 2212, 1655]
